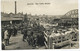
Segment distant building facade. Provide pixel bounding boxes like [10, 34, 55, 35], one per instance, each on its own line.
[1, 12, 24, 25]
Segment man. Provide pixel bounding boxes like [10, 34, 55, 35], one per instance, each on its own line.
[2, 41, 5, 50]
[4, 28, 9, 46]
[27, 28, 32, 45]
[2, 28, 5, 42]
[8, 26, 13, 39]
[33, 33, 38, 47]
[23, 28, 27, 42]
[13, 26, 17, 36]
[37, 33, 46, 46]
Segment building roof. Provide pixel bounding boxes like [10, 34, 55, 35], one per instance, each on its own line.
[1, 17, 23, 21]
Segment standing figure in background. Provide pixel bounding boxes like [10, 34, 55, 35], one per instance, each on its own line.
[13, 26, 17, 36]
[8, 26, 12, 39]
[2, 28, 5, 42]
[4, 29, 9, 46]
[23, 28, 27, 42]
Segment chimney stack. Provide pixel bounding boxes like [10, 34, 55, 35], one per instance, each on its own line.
[15, 1, 17, 14]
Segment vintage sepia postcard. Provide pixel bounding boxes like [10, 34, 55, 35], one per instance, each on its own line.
[1, 0, 79, 50]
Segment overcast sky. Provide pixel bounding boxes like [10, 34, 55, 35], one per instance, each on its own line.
[1, 0, 78, 15]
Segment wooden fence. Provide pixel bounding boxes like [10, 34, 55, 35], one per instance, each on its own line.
[44, 31, 78, 49]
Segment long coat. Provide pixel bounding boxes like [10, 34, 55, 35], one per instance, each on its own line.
[4, 30, 9, 39]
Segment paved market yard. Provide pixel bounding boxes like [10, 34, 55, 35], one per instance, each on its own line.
[5, 33, 34, 50]
[5, 32, 79, 50]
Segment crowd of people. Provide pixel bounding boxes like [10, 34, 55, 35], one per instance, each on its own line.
[2, 18, 48, 49]
[2, 24, 18, 50]
[22, 19, 47, 48]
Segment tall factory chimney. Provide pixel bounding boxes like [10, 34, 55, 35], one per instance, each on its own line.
[15, 1, 17, 14]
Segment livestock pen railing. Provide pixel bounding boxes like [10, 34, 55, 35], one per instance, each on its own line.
[44, 31, 79, 49]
